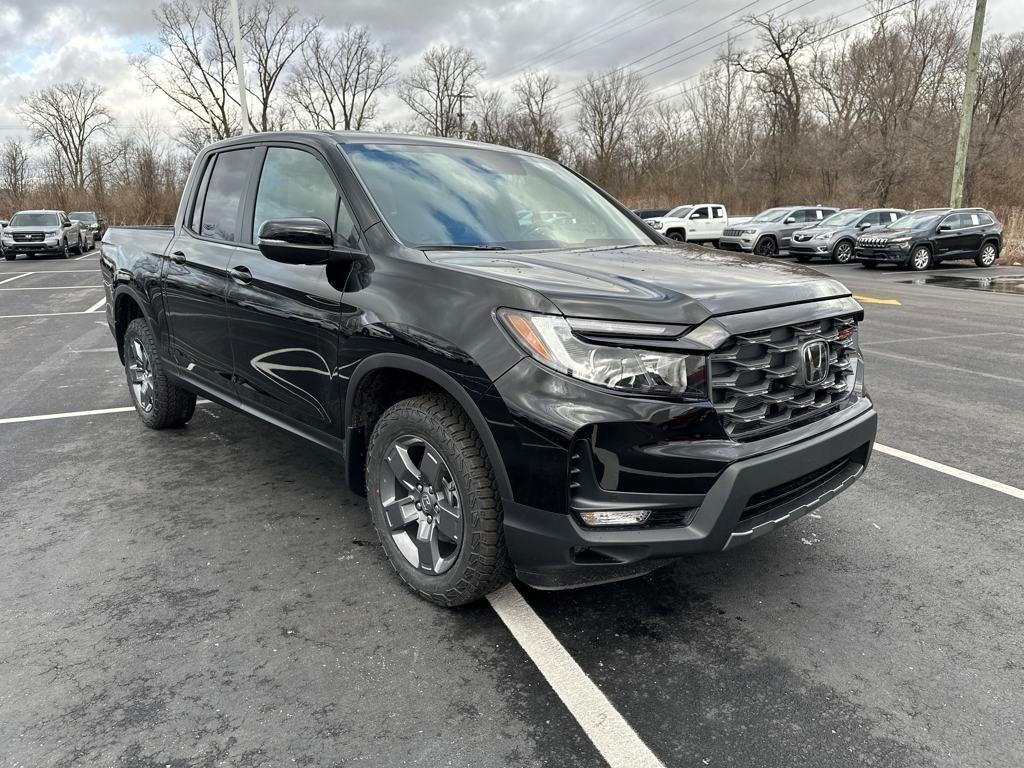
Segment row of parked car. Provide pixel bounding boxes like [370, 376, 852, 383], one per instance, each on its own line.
[0, 209, 106, 260]
[635, 204, 1005, 270]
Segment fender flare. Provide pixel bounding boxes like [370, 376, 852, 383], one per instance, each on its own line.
[343, 353, 514, 503]
[110, 283, 153, 358]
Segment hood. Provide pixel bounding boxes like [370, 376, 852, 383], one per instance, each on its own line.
[426, 244, 851, 325]
[857, 226, 914, 239]
[6, 225, 61, 234]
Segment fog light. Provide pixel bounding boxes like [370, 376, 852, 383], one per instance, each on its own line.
[578, 509, 652, 526]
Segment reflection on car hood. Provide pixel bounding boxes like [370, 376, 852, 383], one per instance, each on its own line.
[426, 243, 851, 324]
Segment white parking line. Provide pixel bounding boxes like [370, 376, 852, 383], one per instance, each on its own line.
[874, 443, 1024, 501]
[488, 584, 666, 768]
[0, 286, 103, 290]
[74, 252, 95, 260]
[86, 298, 106, 313]
[866, 347, 1024, 386]
[860, 331, 1023, 346]
[0, 400, 212, 425]
[0, 310, 105, 319]
[0, 273, 32, 285]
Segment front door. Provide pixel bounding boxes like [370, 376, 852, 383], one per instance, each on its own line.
[163, 147, 257, 394]
[226, 144, 360, 440]
[934, 214, 968, 259]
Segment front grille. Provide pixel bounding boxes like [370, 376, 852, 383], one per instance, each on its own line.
[739, 455, 852, 522]
[709, 316, 859, 439]
[13, 232, 44, 242]
[858, 237, 888, 247]
[792, 233, 813, 242]
[723, 228, 746, 237]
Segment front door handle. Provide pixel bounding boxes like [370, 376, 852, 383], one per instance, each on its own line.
[228, 265, 253, 285]
[170, 250, 187, 265]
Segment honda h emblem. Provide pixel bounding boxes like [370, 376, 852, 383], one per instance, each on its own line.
[801, 340, 830, 385]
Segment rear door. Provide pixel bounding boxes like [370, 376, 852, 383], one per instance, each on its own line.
[959, 212, 986, 256]
[163, 147, 257, 394]
[226, 143, 360, 440]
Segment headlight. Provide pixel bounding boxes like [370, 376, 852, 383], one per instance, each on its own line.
[740, 229, 757, 235]
[497, 309, 707, 398]
[813, 232, 833, 241]
[46, 229, 60, 237]
[648, 220, 663, 230]
[889, 235, 911, 244]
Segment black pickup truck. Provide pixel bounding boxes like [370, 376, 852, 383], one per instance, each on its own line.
[101, 131, 877, 606]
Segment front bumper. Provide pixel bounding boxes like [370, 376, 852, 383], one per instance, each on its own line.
[855, 245, 910, 263]
[3, 242, 62, 255]
[503, 402, 876, 589]
[789, 242, 831, 257]
[717, 235, 754, 252]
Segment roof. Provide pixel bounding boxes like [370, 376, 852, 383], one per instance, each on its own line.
[12, 209, 62, 215]
[205, 129, 534, 157]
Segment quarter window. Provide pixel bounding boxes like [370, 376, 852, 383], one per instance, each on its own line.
[253, 147, 356, 246]
[200, 149, 256, 242]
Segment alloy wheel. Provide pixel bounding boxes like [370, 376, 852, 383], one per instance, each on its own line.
[979, 244, 997, 266]
[756, 238, 777, 257]
[911, 247, 931, 271]
[834, 242, 853, 263]
[378, 435, 463, 575]
[127, 337, 156, 412]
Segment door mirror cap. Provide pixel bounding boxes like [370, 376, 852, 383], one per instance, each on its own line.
[257, 218, 362, 265]
[937, 224, 952, 233]
[858, 222, 873, 230]
[784, 216, 796, 224]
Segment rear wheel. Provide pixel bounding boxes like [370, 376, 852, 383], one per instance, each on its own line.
[908, 246, 932, 271]
[123, 318, 196, 429]
[754, 236, 778, 257]
[832, 240, 854, 264]
[366, 394, 512, 607]
[975, 242, 998, 267]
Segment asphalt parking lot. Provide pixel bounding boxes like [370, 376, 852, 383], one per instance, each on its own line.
[1, 248, 1023, 768]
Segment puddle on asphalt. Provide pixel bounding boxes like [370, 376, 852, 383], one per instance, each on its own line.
[900, 274, 1024, 295]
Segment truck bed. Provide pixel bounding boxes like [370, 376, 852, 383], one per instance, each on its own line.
[102, 226, 175, 258]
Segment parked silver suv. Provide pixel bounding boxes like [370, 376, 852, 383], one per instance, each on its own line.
[718, 205, 838, 257]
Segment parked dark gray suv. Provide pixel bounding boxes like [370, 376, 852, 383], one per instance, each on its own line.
[790, 208, 908, 264]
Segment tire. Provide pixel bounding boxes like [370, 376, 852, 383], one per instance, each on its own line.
[831, 240, 854, 264]
[4, 253, 13, 261]
[907, 245, 932, 271]
[975, 242, 998, 268]
[123, 318, 197, 429]
[666, 230, 686, 242]
[59, 240, 70, 259]
[72, 236, 83, 255]
[366, 393, 512, 607]
[754, 236, 778, 257]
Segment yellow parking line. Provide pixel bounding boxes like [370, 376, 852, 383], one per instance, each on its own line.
[854, 295, 902, 306]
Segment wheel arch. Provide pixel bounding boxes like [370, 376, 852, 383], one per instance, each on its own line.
[112, 286, 150, 363]
[665, 227, 687, 241]
[980, 237, 1001, 253]
[343, 354, 513, 503]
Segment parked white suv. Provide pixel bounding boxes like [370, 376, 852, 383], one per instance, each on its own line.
[644, 204, 750, 245]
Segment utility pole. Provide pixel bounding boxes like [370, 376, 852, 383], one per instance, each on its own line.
[455, 92, 474, 139]
[949, 0, 987, 207]
[230, 0, 251, 134]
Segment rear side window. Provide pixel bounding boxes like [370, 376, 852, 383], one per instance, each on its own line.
[712, 206, 725, 219]
[189, 158, 214, 233]
[964, 213, 982, 226]
[200, 149, 256, 242]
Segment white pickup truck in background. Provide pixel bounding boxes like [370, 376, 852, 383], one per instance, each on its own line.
[643, 204, 751, 245]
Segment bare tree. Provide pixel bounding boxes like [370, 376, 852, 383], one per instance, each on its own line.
[17, 80, 114, 189]
[400, 45, 484, 137]
[243, 0, 319, 132]
[511, 71, 561, 158]
[288, 25, 396, 130]
[134, 0, 240, 141]
[575, 68, 649, 186]
[0, 139, 31, 203]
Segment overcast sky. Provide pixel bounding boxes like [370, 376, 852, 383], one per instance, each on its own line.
[0, 0, 1019, 141]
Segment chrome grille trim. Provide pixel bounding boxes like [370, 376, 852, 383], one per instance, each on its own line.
[722, 228, 746, 237]
[709, 316, 859, 438]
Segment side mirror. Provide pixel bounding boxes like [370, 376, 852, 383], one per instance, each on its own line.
[937, 224, 952, 233]
[784, 217, 796, 224]
[858, 222, 873, 230]
[63, 222, 72, 228]
[257, 218, 361, 265]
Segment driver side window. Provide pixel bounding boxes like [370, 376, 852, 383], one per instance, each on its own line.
[253, 147, 358, 247]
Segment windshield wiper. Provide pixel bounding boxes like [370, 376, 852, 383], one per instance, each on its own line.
[419, 244, 508, 251]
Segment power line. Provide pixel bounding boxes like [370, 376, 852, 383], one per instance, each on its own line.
[489, 0, 670, 80]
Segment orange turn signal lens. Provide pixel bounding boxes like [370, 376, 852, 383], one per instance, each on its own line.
[503, 312, 555, 363]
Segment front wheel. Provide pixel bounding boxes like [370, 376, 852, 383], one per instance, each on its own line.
[366, 394, 512, 607]
[59, 240, 70, 259]
[908, 246, 932, 271]
[666, 230, 686, 242]
[72, 237, 83, 255]
[123, 318, 197, 429]
[975, 242, 998, 267]
[832, 240, 854, 264]
[4, 253, 14, 261]
[754, 237, 778, 257]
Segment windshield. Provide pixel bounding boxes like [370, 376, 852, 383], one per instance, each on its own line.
[819, 210, 863, 227]
[890, 212, 940, 230]
[10, 213, 60, 227]
[69, 212, 97, 223]
[750, 207, 791, 223]
[342, 143, 651, 250]
[666, 206, 693, 218]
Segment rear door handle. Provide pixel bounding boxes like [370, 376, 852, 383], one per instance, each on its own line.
[170, 250, 186, 265]
[228, 265, 253, 285]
